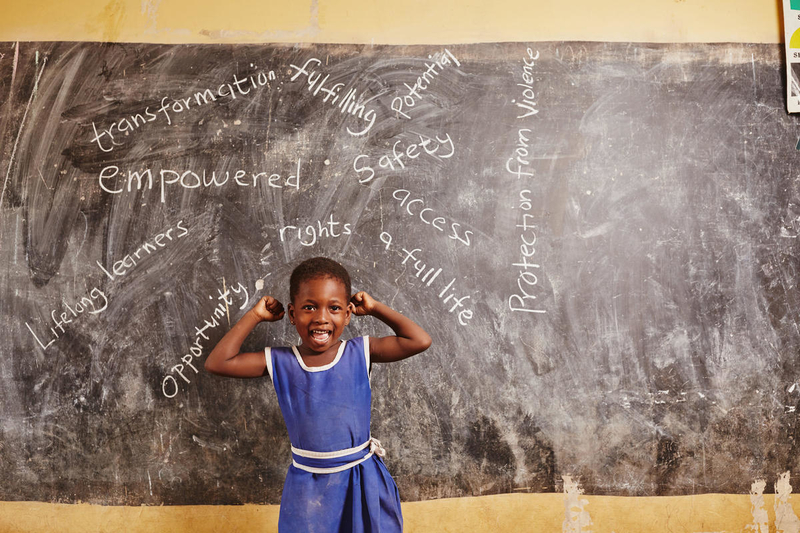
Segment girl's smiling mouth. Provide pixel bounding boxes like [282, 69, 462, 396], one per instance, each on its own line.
[311, 329, 332, 343]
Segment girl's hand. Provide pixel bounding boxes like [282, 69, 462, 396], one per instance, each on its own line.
[251, 295, 285, 322]
[350, 291, 378, 316]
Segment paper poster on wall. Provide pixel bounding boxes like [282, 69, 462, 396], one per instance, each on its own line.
[784, 0, 800, 112]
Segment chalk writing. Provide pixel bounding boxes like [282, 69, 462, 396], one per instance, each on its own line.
[391, 49, 461, 119]
[289, 58, 376, 137]
[279, 214, 353, 247]
[508, 189, 545, 314]
[379, 231, 474, 326]
[353, 133, 455, 184]
[505, 50, 540, 179]
[98, 160, 300, 203]
[162, 280, 250, 398]
[391, 189, 472, 246]
[506, 128, 534, 180]
[95, 220, 189, 280]
[504, 49, 547, 315]
[25, 286, 109, 350]
[90, 67, 276, 152]
[512, 48, 540, 119]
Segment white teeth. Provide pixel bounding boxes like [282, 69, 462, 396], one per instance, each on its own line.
[311, 330, 331, 341]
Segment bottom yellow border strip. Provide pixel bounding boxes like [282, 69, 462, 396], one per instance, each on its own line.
[0, 492, 792, 532]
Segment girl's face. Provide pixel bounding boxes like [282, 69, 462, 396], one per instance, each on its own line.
[289, 276, 352, 355]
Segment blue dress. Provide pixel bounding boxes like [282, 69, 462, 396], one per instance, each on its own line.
[265, 336, 403, 533]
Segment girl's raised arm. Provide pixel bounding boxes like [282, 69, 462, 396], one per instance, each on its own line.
[204, 295, 285, 378]
[350, 291, 432, 363]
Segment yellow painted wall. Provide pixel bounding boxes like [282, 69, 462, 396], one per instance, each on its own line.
[0, 492, 796, 533]
[0, 0, 784, 44]
[0, 0, 794, 532]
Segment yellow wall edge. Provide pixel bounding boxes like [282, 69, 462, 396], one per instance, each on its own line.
[0, 492, 794, 533]
[0, 0, 783, 45]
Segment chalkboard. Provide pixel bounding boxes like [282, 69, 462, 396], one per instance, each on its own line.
[1, 41, 799, 504]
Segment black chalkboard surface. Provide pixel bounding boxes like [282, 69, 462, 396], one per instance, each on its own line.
[1, 41, 799, 504]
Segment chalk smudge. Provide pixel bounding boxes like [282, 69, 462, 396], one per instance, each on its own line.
[192, 435, 227, 453]
[0, 49, 47, 210]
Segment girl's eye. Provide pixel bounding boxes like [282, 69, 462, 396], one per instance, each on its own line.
[330, 306, 341, 311]
[303, 305, 315, 310]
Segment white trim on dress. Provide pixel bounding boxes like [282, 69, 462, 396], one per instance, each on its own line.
[264, 347, 274, 383]
[363, 335, 371, 387]
[292, 438, 371, 459]
[291, 437, 386, 475]
[291, 340, 347, 372]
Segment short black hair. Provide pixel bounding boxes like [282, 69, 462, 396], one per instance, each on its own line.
[289, 257, 352, 303]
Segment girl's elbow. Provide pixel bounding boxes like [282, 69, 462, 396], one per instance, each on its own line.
[419, 334, 432, 353]
[204, 358, 222, 375]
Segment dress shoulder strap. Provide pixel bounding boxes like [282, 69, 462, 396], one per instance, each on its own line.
[362, 336, 371, 383]
[264, 347, 274, 383]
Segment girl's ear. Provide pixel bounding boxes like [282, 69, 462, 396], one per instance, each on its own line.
[287, 303, 295, 325]
[345, 302, 354, 325]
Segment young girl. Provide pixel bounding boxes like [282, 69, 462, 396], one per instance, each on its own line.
[205, 257, 432, 532]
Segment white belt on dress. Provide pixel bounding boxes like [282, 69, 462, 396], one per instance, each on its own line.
[290, 436, 386, 474]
